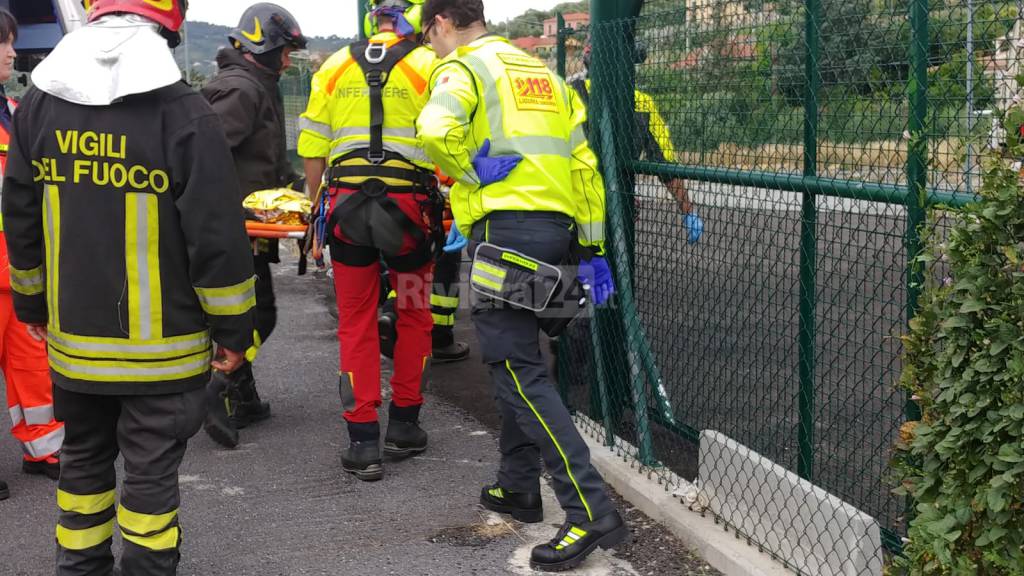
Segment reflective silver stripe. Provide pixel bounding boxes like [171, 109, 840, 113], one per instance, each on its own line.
[299, 117, 333, 139]
[10, 265, 45, 296]
[576, 221, 606, 245]
[47, 330, 210, 359]
[49, 349, 212, 381]
[9, 404, 23, 427]
[22, 426, 64, 459]
[571, 126, 587, 150]
[333, 126, 418, 140]
[473, 266, 506, 286]
[330, 140, 431, 164]
[425, 94, 469, 123]
[24, 405, 55, 426]
[461, 53, 571, 158]
[195, 290, 255, 313]
[134, 195, 153, 340]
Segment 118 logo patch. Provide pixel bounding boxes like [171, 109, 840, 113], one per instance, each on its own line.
[507, 71, 558, 112]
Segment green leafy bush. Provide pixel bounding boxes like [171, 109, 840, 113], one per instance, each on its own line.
[895, 144, 1024, 574]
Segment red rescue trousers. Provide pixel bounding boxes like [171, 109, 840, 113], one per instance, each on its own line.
[329, 189, 434, 424]
[0, 289, 64, 461]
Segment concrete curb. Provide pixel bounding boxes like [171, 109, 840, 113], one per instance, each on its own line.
[581, 427, 796, 576]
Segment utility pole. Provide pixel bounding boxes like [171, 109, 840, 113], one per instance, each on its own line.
[183, 19, 191, 84]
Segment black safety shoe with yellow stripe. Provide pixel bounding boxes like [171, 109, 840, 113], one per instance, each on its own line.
[480, 483, 543, 523]
[530, 511, 629, 572]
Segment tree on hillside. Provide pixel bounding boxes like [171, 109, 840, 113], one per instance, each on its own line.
[488, 1, 589, 38]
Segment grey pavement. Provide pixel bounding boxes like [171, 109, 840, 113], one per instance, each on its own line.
[0, 257, 650, 576]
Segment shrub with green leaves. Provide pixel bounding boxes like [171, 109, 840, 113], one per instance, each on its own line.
[895, 150, 1024, 574]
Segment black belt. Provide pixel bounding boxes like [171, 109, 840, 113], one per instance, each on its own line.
[480, 211, 573, 224]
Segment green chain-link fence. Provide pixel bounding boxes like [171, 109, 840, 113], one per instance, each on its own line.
[556, 0, 1019, 574]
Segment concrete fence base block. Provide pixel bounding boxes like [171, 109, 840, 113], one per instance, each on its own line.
[699, 430, 884, 576]
[576, 415, 795, 576]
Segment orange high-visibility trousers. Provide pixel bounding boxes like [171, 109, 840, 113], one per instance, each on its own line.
[0, 290, 64, 460]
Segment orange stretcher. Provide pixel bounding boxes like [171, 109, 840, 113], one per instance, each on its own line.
[246, 221, 307, 239]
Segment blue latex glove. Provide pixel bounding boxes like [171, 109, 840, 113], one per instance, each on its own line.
[683, 212, 704, 244]
[471, 139, 522, 186]
[578, 257, 616, 306]
[443, 222, 468, 253]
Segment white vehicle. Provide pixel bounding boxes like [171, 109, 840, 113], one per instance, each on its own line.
[3, 0, 85, 77]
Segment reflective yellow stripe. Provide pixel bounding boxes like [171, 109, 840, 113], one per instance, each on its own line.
[430, 293, 460, 309]
[56, 519, 114, 551]
[570, 527, 587, 537]
[10, 264, 45, 296]
[122, 526, 180, 551]
[194, 277, 257, 316]
[431, 313, 455, 326]
[506, 360, 594, 521]
[475, 261, 507, 279]
[118, 505, 177, 535]
[471, 274, 503, 292]
[126, 193, 163, 340]
[57, 489, 116, 515]
[44, 185, 61, 331]
[49, 347, 211, 383]
[47, 329, 210, 360]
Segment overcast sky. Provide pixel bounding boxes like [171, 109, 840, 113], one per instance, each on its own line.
[187, 1, 569, 39]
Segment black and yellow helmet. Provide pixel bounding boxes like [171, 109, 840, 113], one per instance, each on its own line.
[228, 3, 308, 55]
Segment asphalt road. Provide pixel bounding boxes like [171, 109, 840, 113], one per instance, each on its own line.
[0, 254, 719, 576]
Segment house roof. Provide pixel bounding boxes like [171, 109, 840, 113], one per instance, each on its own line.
[543, 12, 590, 25]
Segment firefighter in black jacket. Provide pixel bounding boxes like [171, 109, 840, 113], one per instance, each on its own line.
[200, 2, 307, 448]
[2, 1, 255, 573]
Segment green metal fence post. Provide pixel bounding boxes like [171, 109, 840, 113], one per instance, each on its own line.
[906, 0, 928, 424]
[357, 0, 368, 40]
[556, 12, 567, 79]
[797, 0, 821, 482]
[590, 0, 655, 464]
[588, 0, 617, 447]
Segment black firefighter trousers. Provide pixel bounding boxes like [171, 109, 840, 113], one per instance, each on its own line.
[53, 384, 206, 576]
[470, 212, 615, 525]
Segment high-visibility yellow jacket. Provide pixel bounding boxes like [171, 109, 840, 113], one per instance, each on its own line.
[298, 32, 437, 176]
[572, 79, 675, 162]
[416, 35, 606, 254]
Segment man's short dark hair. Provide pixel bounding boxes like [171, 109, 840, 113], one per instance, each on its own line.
[0, 9, 17, 44]
[422, 0, 485, 29]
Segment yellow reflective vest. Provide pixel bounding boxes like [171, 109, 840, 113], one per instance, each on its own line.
[298, 32, 437, 172]
[416, 35, 606, 254]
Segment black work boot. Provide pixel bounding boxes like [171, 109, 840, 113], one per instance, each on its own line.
[383, 403, 427, 458]
[480, 483, 543, 523]
[378, 311, 398, 360]
[0, 478, 9, 500]
[530, 511, 629, 572]
[432, 341, 470, 364]
[230, 365, 271, 429]
[342, 421, 383, 482]
[203, 371, 239, 448]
